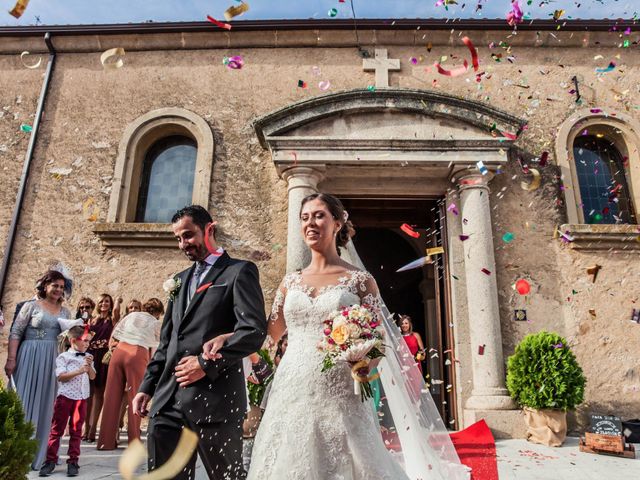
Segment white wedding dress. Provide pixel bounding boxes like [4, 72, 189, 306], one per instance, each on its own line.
[246, 270, 409, 480]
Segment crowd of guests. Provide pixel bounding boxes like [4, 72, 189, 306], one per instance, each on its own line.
[2, 269, 163, 473]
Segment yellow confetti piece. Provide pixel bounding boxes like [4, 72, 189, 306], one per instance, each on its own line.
[83, 197, 100, 222]
[224, 1, 249, 21]
[426, 246, 444, 256]
[8, 0, 29, 18]
[119, 428, 198, 480]
[20, 51, 42, 69]
[100, 47, 125, 70]
[520, 168, 541, 191]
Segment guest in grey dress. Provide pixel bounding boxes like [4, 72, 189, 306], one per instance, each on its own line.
[4, 270, 72, 470]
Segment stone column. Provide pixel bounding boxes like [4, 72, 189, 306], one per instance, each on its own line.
[456, 172, 515, 411]
[281, 167, 325, 272]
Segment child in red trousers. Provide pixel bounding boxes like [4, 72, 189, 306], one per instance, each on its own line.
[40, 325, 95, 477]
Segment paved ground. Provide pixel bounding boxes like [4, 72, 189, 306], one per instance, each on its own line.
[29, 435, 639, 479]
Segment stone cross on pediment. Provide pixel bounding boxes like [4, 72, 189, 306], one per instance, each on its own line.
[363, 48, 401, 88]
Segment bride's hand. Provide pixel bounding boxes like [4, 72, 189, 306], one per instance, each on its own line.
[202, 332, 233, 360]
[350, 357, 381, 377]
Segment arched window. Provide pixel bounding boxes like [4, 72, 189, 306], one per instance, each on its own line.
[135, 136, 197, 223]
[573, 135, 635, 224]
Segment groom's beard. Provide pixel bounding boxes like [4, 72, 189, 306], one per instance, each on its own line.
[183, 243, 207, 261]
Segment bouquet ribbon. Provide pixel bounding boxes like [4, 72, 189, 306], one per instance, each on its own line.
[350, 360, 381, 384]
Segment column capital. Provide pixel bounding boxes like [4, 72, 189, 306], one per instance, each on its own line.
[452, 171, 494, 193]
[281, 166, 326, 191]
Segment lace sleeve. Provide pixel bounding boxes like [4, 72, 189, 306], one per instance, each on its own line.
[9, 301, 36, 340]
[355, 271, 384, 321]
[268, 274, 290, 343]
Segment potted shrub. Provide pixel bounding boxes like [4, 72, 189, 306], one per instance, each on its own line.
[0, 379, 38, 479]
[506, 331, 586, 446]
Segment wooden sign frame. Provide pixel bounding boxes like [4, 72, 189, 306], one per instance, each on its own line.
[579, 432, 636, 459]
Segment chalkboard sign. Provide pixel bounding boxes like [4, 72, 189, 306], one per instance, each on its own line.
[590, 414, 623, 436]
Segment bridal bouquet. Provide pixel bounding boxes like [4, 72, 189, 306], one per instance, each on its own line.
[319, 304, 385, 402]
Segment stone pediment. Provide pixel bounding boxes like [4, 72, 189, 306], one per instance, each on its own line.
[254, 88, 527, 154]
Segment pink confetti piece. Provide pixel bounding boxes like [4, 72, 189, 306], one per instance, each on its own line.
[206, 15, 232, 30]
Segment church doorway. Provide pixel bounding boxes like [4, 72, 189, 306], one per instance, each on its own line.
[340, 196, 458, 428]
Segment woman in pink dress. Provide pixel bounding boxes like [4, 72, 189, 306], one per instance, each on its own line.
[399, 315, 425, 374]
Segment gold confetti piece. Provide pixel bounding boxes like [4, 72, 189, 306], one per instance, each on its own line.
[224, 1, 249, 21]
[588, 309, 596, 318]
[520, 168, 541, 191]
[82, 197, 100, 222]
[119, 428, 198, 480]
[426, 246, 444, 256]
[100, 47, 125, 70]
[8, 0, 29, 18]
[20, 51, 42, 69]
[553, 9, 565, 20]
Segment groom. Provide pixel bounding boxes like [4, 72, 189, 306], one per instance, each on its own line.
[133, 205, 267, 480]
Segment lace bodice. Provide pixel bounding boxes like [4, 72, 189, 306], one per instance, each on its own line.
[270, 269, 382, 344]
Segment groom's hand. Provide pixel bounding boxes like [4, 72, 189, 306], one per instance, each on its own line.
[132, 392, 151, 417]
[175, 355, 206, 387]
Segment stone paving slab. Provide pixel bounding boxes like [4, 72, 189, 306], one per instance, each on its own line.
[29, 436, 639, 479]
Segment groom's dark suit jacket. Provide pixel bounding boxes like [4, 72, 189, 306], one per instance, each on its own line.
[139, 252, 267, 423]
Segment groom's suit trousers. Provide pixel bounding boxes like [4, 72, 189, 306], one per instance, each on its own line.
[147, 403, 246, 480]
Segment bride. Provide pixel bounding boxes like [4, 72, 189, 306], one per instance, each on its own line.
[204, 193, 468, 480]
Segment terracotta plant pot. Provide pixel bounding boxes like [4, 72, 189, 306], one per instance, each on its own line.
[523, 407, 567, 447]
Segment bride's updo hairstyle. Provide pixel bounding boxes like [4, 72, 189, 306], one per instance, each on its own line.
[300, 193, 355, 251]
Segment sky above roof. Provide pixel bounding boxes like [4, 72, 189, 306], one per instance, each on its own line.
[1, 0, 637, 27]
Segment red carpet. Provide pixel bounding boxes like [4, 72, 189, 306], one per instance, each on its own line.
[450, 419, 499, 480]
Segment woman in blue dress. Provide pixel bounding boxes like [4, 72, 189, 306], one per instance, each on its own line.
[4, 270, 72, 470]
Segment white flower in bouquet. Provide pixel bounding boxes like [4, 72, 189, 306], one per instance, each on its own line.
[347, 323, 362, 339]
[332, 316, 347, 327]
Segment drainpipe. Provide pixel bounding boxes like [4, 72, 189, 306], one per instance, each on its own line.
[0, 32, 56, 304]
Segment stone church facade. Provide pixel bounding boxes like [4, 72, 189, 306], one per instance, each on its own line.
[0, 19, 638, 438]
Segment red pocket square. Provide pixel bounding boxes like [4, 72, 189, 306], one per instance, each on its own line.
[196, 282, 213, 294]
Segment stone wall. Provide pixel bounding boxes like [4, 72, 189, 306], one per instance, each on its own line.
[0, 27, 638, 433]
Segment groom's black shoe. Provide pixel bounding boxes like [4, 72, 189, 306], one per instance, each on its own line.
[39, 462, 56, 477]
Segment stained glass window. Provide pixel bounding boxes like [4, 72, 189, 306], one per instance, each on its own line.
[136, 136, 197, 223]
[573, 135, 634, 224]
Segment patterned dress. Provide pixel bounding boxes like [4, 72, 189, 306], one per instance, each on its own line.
[10, 302, 71, 470]
[88, 318, 114, 388]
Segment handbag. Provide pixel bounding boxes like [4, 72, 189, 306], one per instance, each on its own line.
[102, 349, 113, 365]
